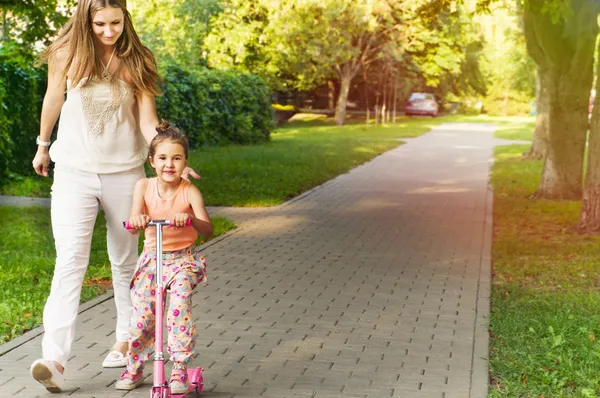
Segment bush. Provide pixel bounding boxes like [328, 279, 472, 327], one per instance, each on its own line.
[0, 61, 46, 182]
[157, 65, 273, 147]
[0, 78, 10, 180]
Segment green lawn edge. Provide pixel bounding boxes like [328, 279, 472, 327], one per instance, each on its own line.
[488, 120, 600, 397]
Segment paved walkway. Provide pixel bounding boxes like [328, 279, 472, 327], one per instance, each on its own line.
[0, 123, 522, 398]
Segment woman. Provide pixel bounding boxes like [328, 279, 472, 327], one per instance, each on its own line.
[29, 0, 197, 392]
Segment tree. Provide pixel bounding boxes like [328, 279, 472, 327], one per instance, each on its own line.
[203, 1, 276, 85]
[526, 67, 548, 159]
[476, 1, 535, 118]
[579, 39, 600, 231]
[205, 0, 398, 126]
[278, 0, 400, 126]
[206, 0, 481, 125]
[430, 0, 596, 199]
[128, 0, 222, 69]
[0, 0, 74, 46]
[408, 2, 487, 100]
[523, 0, 597, 199]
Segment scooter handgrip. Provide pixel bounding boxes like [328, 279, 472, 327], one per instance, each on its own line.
[169, 218, 193, 227]
[123, 221, 132, 230]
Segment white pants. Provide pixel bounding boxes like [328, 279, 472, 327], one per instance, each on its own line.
[42, 165, 145, 367]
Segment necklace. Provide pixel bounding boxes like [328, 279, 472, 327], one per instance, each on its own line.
[99, 48, 116, 81]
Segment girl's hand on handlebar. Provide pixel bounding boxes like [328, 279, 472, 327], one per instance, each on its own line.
[128, 214, 150, 232]
[172, 213, 191, 228]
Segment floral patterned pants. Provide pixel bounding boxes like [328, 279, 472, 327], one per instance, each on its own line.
[126, 246, 207, 375]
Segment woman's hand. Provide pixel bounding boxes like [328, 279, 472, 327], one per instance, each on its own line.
[128, 214, 150, 232]
[182, 166, 201, 181]
[32, 148, 51, 177]
[172, 213, 191, 228]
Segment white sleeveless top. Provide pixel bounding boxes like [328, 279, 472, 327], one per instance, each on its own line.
[49, 60, 147, 174]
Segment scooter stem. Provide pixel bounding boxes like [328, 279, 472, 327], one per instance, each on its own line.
[151, 220, 170, 389]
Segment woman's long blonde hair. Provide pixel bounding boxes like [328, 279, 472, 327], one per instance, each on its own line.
[39, 0, 160, 95]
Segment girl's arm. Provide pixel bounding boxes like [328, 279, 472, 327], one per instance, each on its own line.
[127, 178, 150, 233]
[33, 49, 67, 177]
[186, 184, 213, 238]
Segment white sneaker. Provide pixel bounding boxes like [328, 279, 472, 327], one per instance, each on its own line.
[30, 359, 64, 393]
[102, 350, 127, 368]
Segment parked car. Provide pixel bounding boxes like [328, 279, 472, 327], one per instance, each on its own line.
[405, 92, 439, 117]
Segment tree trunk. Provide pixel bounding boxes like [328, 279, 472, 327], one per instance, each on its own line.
[537, 69, 591, 199]
[385, 80, 392, 123]
[328, 80, 335, 111]
[382, 74, 387, 124]
[335, 64, 354, 126]
[525, 67, 549, 159]
[580, 40, 600, 231]
[363, 69, 370, 124]
[392, 78, 397, 123]
[523, 0, 597, 199]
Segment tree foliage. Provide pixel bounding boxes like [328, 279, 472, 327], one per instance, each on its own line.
[128, 0, 222, 69]
[0, 0, 75, 53]
[407, 2, 487, 99]
[476, 1, 535, 115]
[205, 0, 484, 124]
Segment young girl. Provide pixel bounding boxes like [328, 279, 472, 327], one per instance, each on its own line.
[115, 122, 213, 392]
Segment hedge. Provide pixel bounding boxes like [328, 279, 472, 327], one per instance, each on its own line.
[0, 62, 46, 181]
[157, 65, 273, 147]
[0, 62, 273, 186]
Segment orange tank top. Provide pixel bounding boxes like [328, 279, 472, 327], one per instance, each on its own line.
[143, 177, 197, 252]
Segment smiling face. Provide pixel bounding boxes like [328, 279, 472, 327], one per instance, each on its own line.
[91, 6, 124, 47]
[150, 141, 188, 184]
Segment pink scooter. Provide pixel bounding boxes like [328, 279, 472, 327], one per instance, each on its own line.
[124, 219, 203, 398]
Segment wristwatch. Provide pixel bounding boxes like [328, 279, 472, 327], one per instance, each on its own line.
[36, 136, 51, 147]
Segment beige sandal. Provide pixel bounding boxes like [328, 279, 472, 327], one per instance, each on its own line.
[30, 359, 64, 393]
[102, 350, 127, 368]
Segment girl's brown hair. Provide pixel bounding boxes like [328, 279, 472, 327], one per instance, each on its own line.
[149, 121, 189, 159]
[39, 0, 160, 95]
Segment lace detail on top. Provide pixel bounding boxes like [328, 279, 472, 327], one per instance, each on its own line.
[80, 77, 129, 138]
[80, 50, 128, 138]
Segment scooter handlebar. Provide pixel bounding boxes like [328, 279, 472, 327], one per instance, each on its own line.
[122, 218, 192, 230]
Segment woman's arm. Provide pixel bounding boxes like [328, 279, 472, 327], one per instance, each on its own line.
[33, 50, 67, 177]
[137, 89, 200, 180]
[137, 92, 160, 144]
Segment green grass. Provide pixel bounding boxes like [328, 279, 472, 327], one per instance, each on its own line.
[488, 121, 600, 397]
[2, 115, 444, 204]
[0, 206, 235, 344]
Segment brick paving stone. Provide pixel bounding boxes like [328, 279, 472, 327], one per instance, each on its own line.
[0, 123, 513, 397]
